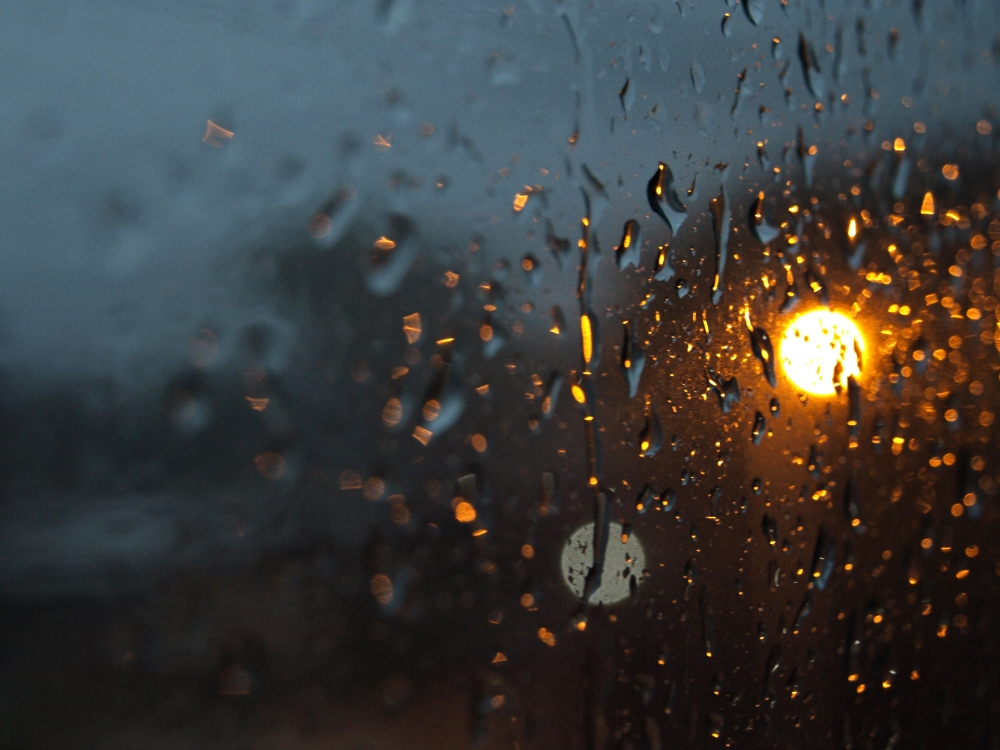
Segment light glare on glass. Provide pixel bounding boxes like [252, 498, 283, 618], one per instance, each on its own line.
[780, 310, 865, 395]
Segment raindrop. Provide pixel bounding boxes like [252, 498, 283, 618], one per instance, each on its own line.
[891, 153, 910, 201]
[365, 214, 419, 296]
[764, 645, 783, 700]
[415, 343, 464, 443]
[730, 68, 749, 115]
[309, 186, 361, 248]
[647, 163, 688, 235]
[659, 487, 677, 512]
[676, 277, 690, 298]
[699, 586, 716, 657]
[705, 367, 740, 414]
[619, 77, 635, 116]
[639, 405, 664, 457]
[780, 264, 799, 313]
[745, 311, 777, 388]
[767, 560, 780, 590]
[708, 185, 730, 304]
[581, 492, 612, 603]
[550, 305, 566, 337]
[636, 484, 657, 514]
[844, 477, 862, 531]
[539, 372, 563, 420]
[804, 266, 829, 305]
[887, 27, 900, 59]
[480, 317, 506, 359]
[720, 13, 733, 37]
[769, 398, 780, 416]
[616, 219, 643, 270]
[794, 591, 812, 630]
[752, 411, 766, 445]
[546, 222, 572, 267]
[690, 60, 706, 94]
[809, 527, 836, 590]
[798, 34, 826, 100]
[797, 128, 817, 187]
[743, 0, 763, 25]
[749, 191, 780, 245]
[683, 560, 698, 599]
[581, 165, 611, 223]
[847, 376, 860, 445]
[521, 254, 542, 285]
[654, 244, 675, 282]
[581, 309, 600, 369]
[762, 514, 778, 546]
[622, 320, 646, 398]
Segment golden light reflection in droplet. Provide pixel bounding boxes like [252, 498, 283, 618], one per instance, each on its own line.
[580, 314, 593, 364]
[920, 191, 936, 215]
[780, 309, 864, 396]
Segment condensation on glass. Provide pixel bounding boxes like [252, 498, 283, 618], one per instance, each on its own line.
[1, 0, 1000, 747]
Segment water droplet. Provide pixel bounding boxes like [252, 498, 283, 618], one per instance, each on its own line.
[659, 487, 677, 512]
[580, 310, 599, 368]
[690, 60, 706, 94]
[699, 586, 715, 657]
[720, 12, 733, 37]
[797, 128, 817, 188]
[521, 254, 542, 285]
[622, 321, 646, 398]
[892, 154, 910, 201]
[705, 367, 740, 414]
[365, 214, 418, 296]
[743, 0, 763, 25]
[769, 397, 780, 416]
[762, 513, 778, 546]
[647, 163, 688, 235]
[676, 277, 690, 298]
[809, 527, 836, 590]
[550, 305, 566, 337]
[654, 244, 675, 282]
[844, 477, 862, 531]
[309, 186, 360, 248]
[708, 185, 730, 304]
[539, 372, 563, 420]
[580, 492, 612, 603]
[745, 310, 777, 388]
[618, 77, 635, 116]
[639, 405, 664, 457]
[798, 34, 826, 100]
[752, 411, 766, 445]
[804, 266, 829, 305]
[616, 219, 643, 270]
[749, 191, 780, 245]
[636, 484, 657, 514]
[780, 264, 799, 313]
[847, 376, 861, 445]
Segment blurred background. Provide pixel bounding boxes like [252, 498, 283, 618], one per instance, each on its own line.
[2, 0, 1000, 747]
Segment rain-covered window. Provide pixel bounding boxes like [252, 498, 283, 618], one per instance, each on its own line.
[3, 0, 1000, 747]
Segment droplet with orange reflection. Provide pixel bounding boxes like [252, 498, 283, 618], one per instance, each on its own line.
[780, 310, 864, 395]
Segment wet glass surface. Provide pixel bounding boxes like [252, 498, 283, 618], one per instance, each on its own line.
[2, 1, 1000, 747]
